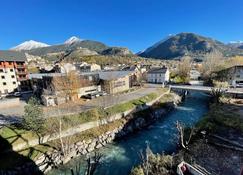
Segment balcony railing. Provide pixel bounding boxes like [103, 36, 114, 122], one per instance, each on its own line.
[15, 64, 25, 68]
[16, 71, 27, 75]
[17, 77, 28, 81]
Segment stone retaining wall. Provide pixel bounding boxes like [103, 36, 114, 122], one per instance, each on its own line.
[3, 92, 182, 174]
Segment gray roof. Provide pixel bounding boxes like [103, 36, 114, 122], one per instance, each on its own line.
[29, 71, 134, 81]
[99, 71, 134, 80]
[29, 73, 65, 79]
[148, 67, 168, 74]
[0, 50, 27, 62]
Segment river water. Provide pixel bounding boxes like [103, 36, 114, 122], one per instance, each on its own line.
[48, 92, 209, 175]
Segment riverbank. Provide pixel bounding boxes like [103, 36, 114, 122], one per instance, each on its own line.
[130, 97, 243, 175]
[48, 92, 209, 175]
[41, 92, 181, 173]
[0, 88, 181, 174]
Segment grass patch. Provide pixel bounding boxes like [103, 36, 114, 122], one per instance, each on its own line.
[196, 103, 243, 132]
[0, 126, 38, 148]
[105, 92, 159, 116]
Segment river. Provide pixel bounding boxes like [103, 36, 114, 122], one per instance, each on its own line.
[48, 92, 209, 175]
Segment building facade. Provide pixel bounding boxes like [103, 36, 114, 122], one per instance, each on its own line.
[225, 65, 243, 87]
[99, 71, 131, 94]
[29, 72, 101, 105]
[0, 51, 28, 94]
[77, 62, 101, 72]
[147, 67, 170, 84]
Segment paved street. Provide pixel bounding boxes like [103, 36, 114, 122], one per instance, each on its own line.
[0, 86, 162, 121]
[44, 86, 162, 117]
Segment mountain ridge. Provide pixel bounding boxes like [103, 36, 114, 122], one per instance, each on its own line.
[138, 32, 243, 60]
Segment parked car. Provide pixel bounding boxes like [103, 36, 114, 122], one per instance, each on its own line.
[5, 92, 22, 98]
[13, 92, 22, 97]
[82, 93, 96, 99]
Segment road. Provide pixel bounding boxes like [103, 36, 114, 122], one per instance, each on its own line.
[0, 86, 162, 122]
[44, 86, 162, 117]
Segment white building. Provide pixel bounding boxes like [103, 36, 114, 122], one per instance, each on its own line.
[0, 51, 28, 94]
[147, 67, 170, 84]
[225, 65, 243, 87]
[190, 69, 201, 80]
[78, 62, 101, 72]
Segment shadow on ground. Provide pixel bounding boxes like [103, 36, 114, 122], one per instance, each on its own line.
[0, 134, 43, 175]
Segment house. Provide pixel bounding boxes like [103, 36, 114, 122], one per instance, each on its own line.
[220, 65, 243, 87]
[29, 72, 101, 106]
[190, 69, 201, 80]
[147, 67, 170, 84]
[99, 71, 132, 94]
[0, 51, 29, 94]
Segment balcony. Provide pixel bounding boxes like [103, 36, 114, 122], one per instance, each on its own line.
[15, 64, 25, 68]
[16, 71, 27, 75]
[17, 77, 28, 81]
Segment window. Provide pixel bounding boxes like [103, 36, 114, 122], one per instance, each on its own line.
[2, 82, 6, 85]
[10, 69, 14, 72]
[1, 76, 5, 79]
[13, 81, 16, 85]
[11, 75, 15, 78]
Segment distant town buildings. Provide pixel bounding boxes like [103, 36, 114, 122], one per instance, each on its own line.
[0, 51, 29, 94]
[29, 70, 137, 106]
[78, 62, 101, 72]
[147, 67, 170, 84]
[190, 69, 201, 80]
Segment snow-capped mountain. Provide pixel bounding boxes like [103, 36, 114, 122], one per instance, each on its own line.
[228, 40, 243, 48]
[64, 36, 82, 45]
[11, 40, 50, 51]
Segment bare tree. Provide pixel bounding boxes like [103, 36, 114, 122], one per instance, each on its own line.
[52, 70, 80, 102]
[45, 117, 73, 157]
[86, 152, 103, 175]
[200, 50, 224, 82]
[69, 152, 103, 175]
[49, 69, 80, 156]
[176, 56, 192, 82]
[210, 87, 225, 104]
[176, 121, 195, 150]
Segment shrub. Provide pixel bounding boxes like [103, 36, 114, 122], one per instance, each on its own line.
[23, 97, 45, 134]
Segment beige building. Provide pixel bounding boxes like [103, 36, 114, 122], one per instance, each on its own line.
[99, 71, 131, 94]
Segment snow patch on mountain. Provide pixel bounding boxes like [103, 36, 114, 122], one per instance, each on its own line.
[229, 40, 243, 44]
[64, 36, 83, 45]
[11, 40, 50, 51]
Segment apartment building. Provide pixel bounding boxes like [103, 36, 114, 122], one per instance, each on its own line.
[0, 51, 28, 94]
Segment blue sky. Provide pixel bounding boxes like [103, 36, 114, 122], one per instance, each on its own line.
[0, 0, 243, 52]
